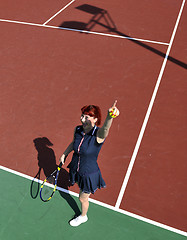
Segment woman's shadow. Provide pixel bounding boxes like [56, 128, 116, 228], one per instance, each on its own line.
[32, 137, 81, 217]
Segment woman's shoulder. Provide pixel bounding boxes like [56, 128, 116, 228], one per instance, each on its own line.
[75, 125, 83, 131]
[74, 125, 84, 135]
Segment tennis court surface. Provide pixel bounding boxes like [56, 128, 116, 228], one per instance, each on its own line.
[0, 0, 186, 239]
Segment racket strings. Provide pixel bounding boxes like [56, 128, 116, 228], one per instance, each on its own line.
[40, 164, 62, 202]
[41, 182, 55, 201]
[48, 175, 56, 185]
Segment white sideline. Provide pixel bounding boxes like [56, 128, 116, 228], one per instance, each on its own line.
[115, 0, 186, 209]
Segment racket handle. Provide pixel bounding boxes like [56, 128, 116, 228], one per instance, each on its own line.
[59, 162, 63, 168]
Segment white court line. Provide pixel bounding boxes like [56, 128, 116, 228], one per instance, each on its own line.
[0, 1, 186, 236]
[115, 0, 186, 208]
[0, 165, 186, 237]
[43, 0, 76, 25]
[0, 18, 169, 46]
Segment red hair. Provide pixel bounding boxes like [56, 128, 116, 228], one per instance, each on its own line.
[81, 105, 101, 126]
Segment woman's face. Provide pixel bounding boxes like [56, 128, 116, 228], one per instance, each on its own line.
[80, 114, 97, 131]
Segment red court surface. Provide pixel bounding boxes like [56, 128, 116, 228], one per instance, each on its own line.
[0, 0, 186, 236]
[0, 0, 71, 24]
[48, 0, 181, 43]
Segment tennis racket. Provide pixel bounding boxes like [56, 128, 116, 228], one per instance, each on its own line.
[40, 162, 62, 202]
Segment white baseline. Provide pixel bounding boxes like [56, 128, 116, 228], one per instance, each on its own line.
[0, 165, 186, 237]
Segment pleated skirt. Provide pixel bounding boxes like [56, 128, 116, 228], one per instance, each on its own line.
[69, 169, 106, 194]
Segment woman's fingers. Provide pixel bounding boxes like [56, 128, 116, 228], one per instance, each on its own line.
[112, 100, 117, 108]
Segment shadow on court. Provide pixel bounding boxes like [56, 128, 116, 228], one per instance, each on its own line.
[30, 137, 80, 216]
[59, 4, 186, 69]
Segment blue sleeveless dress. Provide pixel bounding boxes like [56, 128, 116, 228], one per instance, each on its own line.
[67, 125, 106, 194]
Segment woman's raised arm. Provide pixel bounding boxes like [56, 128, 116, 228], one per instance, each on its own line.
[97, 100, 120, 143]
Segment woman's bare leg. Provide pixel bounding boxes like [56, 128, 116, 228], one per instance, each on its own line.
[79, 191, 91, 216]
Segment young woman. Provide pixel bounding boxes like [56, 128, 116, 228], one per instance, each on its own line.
[60, 101, 120, 227]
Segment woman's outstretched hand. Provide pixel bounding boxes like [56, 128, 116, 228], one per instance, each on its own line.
[108, 100, 120, 118]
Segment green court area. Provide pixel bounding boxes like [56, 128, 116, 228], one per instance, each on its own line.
[0, 169, 185, 240]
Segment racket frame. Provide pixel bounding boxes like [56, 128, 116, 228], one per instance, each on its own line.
[40, 162, 62, 202]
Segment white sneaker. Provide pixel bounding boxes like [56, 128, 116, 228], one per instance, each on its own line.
[69, 215, 88, 227]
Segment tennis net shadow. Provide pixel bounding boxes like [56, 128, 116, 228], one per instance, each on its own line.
[59, 4, 186, 69]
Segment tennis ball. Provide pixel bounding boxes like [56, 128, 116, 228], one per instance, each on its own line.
[109, 108, 119, 118]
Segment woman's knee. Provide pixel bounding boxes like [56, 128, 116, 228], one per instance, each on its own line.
[79, 192, 90, 203]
